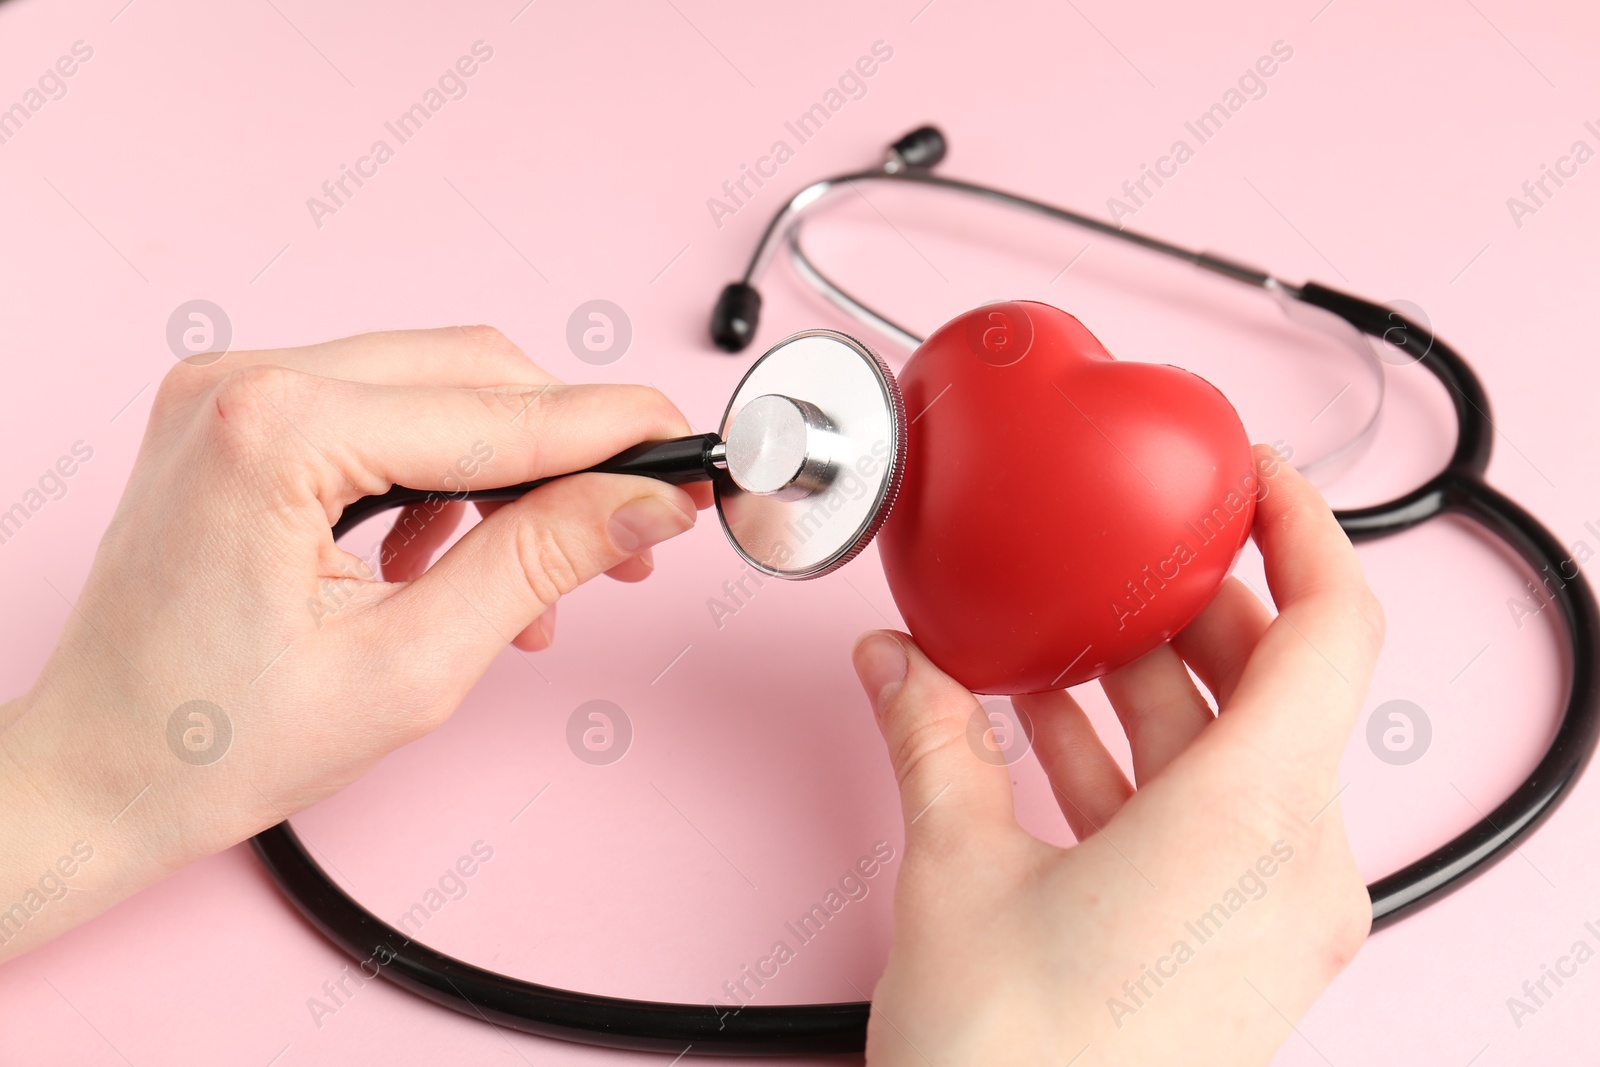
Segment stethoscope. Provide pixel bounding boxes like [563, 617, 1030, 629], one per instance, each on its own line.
[251, 127, 1600, 1056]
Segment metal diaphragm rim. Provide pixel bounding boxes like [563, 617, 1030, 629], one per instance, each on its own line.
[714, 330, 905, 580]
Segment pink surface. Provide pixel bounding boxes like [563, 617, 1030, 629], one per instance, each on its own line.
[1, 0, 1597, 1063]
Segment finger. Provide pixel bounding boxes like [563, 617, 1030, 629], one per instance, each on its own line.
[1171, 577, 1273, 708]
[217, 326, 552, 388]
[490, 472, 705, 516]
[482, 480, 664, 584]
[204, 368, 697, 515]
[604, 549, 655, 583]
[1099, 643, 1214, 784]
[511, 602, 555, 652]
[681, 481, 715, 512]
[473, 463, 707, 515]
[374, 473, 697, 692]
[467, 499, 649, 585]
[1252, 444, 1376, 613]
[1013, 689, 1133, 840]
[1217, 445, 1386, 766]
[852, 632, 1016, 850]
[488, 488, 711, 522]
[380, 500, 465, 583]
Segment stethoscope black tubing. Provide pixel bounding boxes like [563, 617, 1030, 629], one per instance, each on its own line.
[1298, 282, 1600, 929]
[252, 820, 870, 1055]
[248, 282, 1600, 1055]
[256, 432, 878, 1055]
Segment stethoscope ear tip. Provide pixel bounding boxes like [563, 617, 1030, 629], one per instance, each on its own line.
[888, 125, 947, 170]
[710, 128, 948, 355]
[711, 282, 762, 352]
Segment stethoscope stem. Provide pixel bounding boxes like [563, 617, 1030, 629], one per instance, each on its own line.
[332, 433, 723, 539]
[334, 330, 905, 578]
[583, 432, 726, 485]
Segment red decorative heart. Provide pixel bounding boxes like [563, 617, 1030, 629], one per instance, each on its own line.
[878, 301, 1257, 695]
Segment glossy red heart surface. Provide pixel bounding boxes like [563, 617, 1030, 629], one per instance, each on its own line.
[878, 301, 1257, 695]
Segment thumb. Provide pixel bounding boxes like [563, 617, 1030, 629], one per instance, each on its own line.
[370, 474, 696, 702]
[852, 631, 1017, 848]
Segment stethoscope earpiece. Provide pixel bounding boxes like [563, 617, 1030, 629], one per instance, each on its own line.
[710, 281, 761, 353]
[708, 125, 948, 355]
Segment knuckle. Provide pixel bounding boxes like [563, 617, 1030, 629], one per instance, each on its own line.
[490, 385, 550, 474]
[630, 384, 692, 435]
[886, 707, 972, 789]
[151, 364, 216, 419]
[594, 383, 690, 438]
[208, 364, 317, 448]
[1352, 587, 1387, 651]
[459, 323, 513, 353]
[513, 521, 584, 607]
[1320, 884, 1372, 973]
[483, 380, 551, 422]
[459, 324, 536, 372]
[1285, 839, 1372, 979]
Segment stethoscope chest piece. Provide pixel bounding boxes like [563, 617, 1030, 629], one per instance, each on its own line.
[715, 329, 906, 579]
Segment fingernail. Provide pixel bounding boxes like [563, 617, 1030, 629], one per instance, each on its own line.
[609, 495, 694, 554]
[537, 603, 557, 644]
[636, 546, 656, 572]
[853, 632, 908, 716]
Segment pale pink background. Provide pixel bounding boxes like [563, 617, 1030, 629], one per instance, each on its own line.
[1, 0, 1598, 1063]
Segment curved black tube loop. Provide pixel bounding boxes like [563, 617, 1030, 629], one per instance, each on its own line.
[1298, 282, 1600, 928]
[249, 281, 1600, 1052]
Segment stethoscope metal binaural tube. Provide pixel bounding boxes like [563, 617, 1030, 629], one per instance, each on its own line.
[716, 127, 1390, 484]
[717, 128, 1600, 928]
[250, 128, 1600, 1055]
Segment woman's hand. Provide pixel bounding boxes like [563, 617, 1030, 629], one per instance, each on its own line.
[0, 327, 707, 960]
[852, 445, 1382, 1066]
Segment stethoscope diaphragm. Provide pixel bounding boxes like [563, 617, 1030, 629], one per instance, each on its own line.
[714, 330, 906, 580]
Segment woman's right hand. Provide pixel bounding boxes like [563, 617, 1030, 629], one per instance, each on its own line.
[0, 326, 709, 962]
